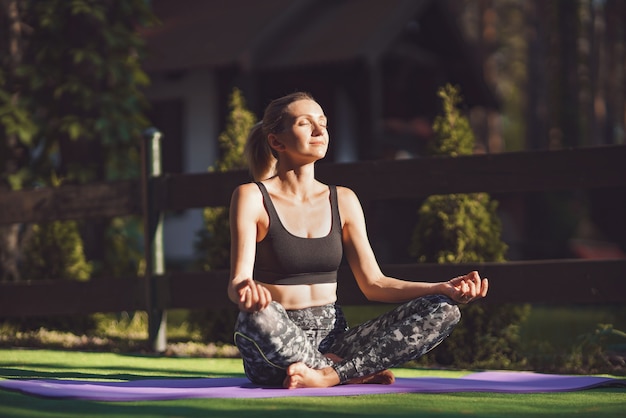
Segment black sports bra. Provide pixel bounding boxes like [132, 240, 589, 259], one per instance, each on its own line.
[253, 182, 343, 285]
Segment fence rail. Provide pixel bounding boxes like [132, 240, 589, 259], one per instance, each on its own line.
[1, 143, 625, 349]
[2, 145, 624, 225]
[2, 258, 624, 318]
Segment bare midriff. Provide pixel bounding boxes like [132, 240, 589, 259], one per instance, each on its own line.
[262, 282, 337, 310]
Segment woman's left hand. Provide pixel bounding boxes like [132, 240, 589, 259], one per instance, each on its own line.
[446, 271, 489, 304]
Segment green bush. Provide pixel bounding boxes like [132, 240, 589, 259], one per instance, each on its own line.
[101, 216, 145, 279]
[410, 193, 506, 263]
[191, 88, 256, 343]
[427, 84, 475, 157]
[21, 220, 92, 282]
[0, 0, 155, 333]
[12, 199, 95, 333]
[194, 87, 254, 272]
[409, 84, 528, 370]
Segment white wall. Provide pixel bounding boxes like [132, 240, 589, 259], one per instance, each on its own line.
[144, 70, 219, 264]
[333, 88, 359, 163]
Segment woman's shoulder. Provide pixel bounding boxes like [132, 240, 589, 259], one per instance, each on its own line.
[235, 181, 261, 192]
[231, 182, 263, 204]
[335, 185, 363, 216]
[335, 185, 359, 201]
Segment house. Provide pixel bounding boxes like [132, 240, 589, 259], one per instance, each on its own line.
[139, 0, 498, 265]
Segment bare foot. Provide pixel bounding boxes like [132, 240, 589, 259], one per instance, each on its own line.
[346, 369, 395, 385]
[283, 362, 341, 389]
[324, 353, 396, 385]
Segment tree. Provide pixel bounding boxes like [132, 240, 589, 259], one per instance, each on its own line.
[410, 84, 528, 369]
[0, 0, 37, 282]
[20, 175, 92, 282]
[1, 0, 155, 186]
[411, 85, 507, 263]
[0, 1, 156, 282]
[195, 87, 256, 271]
[191, 88, 256, 342]
[426, 84, 475, 157]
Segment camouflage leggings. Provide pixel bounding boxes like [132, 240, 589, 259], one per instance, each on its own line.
[233, 295, 460, 386]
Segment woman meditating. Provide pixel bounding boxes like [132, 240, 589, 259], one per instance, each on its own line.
[228, 92, 489, 389]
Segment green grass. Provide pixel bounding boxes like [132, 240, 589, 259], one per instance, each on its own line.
[0, 349, 624, 418]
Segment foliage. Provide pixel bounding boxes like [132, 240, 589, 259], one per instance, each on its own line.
[0, 1, 155, 283]
[99, 216, 145, 279]
[410, 84, 506, 263]
[20, 220, 92, 281]
[211, 87, 253, 174]
[195, 88, 255, 272]
[191, 88, 256, 343]
[25, 0, 152, 183]
[410, 193, 507, 263]
[410, 84, 526, 370]
[0, 75, 36, 188]
[0, 2, 154, 334]
[410, 85, 507, 263]
[427, 84, 475, 157]
[522, 322, 626, 375]
[8, 175, 95, 332]
[1, 0, 156, 187]
[0, 314, 240, 357]
[415, 303, 531, 370]
[569, 324, 626, 374]
[18, 173, 91, 281]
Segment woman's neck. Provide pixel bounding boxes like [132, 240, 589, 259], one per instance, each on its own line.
[270, 163, 322, 201]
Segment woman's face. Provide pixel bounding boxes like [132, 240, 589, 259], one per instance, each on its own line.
[270, 99, 329, 161]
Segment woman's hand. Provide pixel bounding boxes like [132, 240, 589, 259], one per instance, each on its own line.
[446, 271, 489, 304]
[236, 278, 272, 312]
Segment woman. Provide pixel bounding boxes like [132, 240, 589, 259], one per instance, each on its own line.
[228, 92, 488, 389]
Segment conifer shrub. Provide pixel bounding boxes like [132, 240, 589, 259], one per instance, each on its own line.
[409, 84, 529, 369]
[411, 193, 506, 264]
[21, 220, 92, 282]
[13, 176, 95, 333]
[191, 88, 256, 343]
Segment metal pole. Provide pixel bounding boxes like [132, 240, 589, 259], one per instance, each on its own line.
[142, 127, 167, 352]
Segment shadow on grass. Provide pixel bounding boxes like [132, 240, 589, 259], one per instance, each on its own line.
[1, 387, 626, 418]
[0, 389, 349, 418]
[0, 365, 245, 381]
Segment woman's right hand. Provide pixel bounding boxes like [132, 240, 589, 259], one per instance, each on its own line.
[445, 271, 488, 304]
[236, 278, 272, 312]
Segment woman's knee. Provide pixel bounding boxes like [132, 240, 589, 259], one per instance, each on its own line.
[422, 295, 461, 327]
[234, 332, 286, 386]
[236, 301, 286, 334]
[442, 300, 461, 327]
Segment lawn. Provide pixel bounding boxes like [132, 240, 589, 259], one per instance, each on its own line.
[0, 349, 624, 418]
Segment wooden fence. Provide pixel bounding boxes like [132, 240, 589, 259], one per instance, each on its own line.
[1, 139, 625, 349]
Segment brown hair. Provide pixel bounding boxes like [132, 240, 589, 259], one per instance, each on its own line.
[244, 92, 316, 181]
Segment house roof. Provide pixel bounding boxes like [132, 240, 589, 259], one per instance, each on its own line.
[139, 0, 293, 71]
[247, 0, 433, 70]
[140, 0, 497, 108]
[143, 0, 449, 71]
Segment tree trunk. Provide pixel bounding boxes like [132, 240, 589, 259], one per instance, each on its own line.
[604, 0, 625, 145]
[0, 0, 25, 282]
[525, 0, 550, 150]
[556, 0, 580, 148]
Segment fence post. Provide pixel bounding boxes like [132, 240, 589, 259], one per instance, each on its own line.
[142, 127, 167, 352]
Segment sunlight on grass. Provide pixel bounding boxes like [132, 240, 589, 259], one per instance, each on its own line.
[0, 349, 624, 418]
[0, 349, 244, 380]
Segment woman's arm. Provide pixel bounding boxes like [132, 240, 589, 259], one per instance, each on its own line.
[338, 186, 488, 304]
[228, 184, 272, 312]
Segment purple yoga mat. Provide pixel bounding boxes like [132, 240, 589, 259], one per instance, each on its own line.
[0, 371, 624, 401]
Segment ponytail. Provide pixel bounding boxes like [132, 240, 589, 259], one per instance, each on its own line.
[244, 92, 316, 181]
[244, 122, 277, 181]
